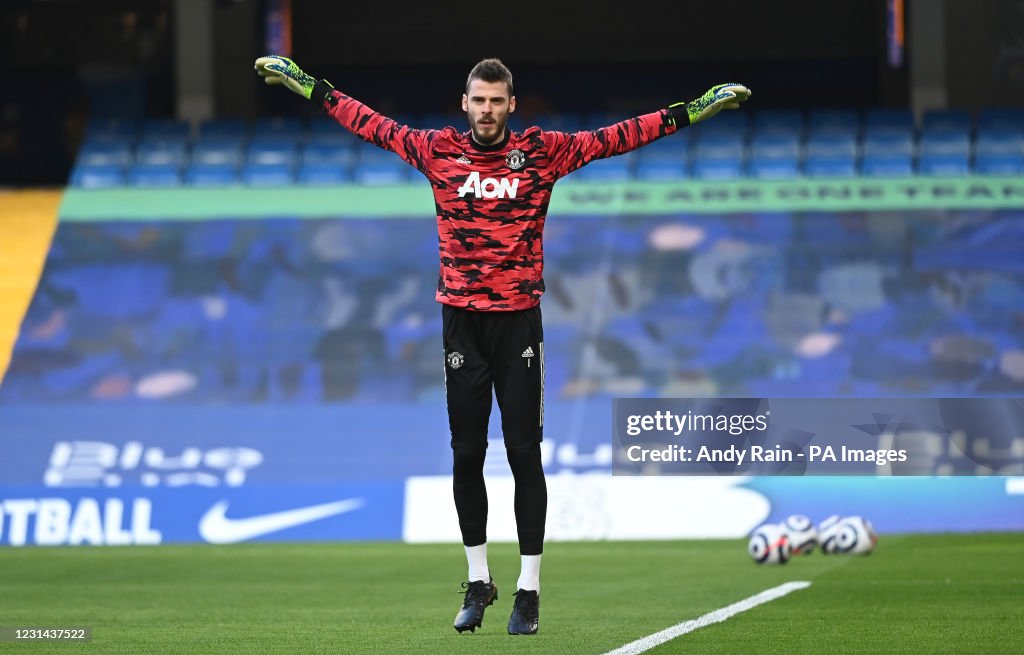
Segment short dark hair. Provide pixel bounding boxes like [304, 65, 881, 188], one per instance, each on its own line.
[466, 58, 513, 97]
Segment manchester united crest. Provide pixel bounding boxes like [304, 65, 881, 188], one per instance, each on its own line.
[447, 351, 465, 369]
[505, 149, 526, 170]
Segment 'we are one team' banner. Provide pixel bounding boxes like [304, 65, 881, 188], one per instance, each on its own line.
[60, 177, 1024, 221]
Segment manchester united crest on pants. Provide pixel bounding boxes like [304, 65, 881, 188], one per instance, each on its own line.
[447, 351, 465, 369]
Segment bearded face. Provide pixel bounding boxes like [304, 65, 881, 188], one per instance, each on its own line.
[463, 79, 515, 146]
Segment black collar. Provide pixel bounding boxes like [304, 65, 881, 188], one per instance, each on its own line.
[468, 127, 511, 152]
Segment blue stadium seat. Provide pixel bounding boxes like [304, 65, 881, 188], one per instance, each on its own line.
[922, 109, 972, 132]
[246, 141, 299, 166]
[975, 129, 1024, 156]
[140, 119, 190, 141]
[918, 129, 970, 156]
[750, 133, 801, 159]
[191, 139, 244, 166]
[753, 109, 804, 135]
[803, 155, 857, 178]
[692, 132, 745, 160]
[297, 163, 352, 185]
[41, 352, 122, 396]
[83, 118, 138, 144]
[305, 117, 353, 143]
[71, 165, 126, 188]
[639, 134, 688, 161]
[129, 163, 182, 187]
[574, 157, 632, 182]
[353, 161, 408, 184]
[864, 108, 914, 133]
[241, 163, 294, 186]
[860, 154, 913, 177]
[251, 117, 305, 140]
[862, 129, 914, 157]
[805, 132, 857, 158]
[135, 139, 188, 166]
[973, 153, 1024, 175]
[976, 107, 1024, 131]
[77, 140, 133, 167]
[634, 159, 687, 181]
[185, 163, 239, 186]
[808, 108, 860, 133]
[198, 118, 249, 140]
[691, 158, 743, 180]
[179, 221, 240, 260]
[356, 143, 401, 165]
[918, 153, 970, 176]
[747, 156, 799, 179]
[51, 263, 170, 318]
[301, 142, 357, 167]
[692, 111, 749, 136]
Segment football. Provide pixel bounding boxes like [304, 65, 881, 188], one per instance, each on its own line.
[833, 516, 878, 555]
[780, 514, 817, 555]
[819, 515, 878, 555]
[748, 523, 792, 565]
[817, 515, 844, 554]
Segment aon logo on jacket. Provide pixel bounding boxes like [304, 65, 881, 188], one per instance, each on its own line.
[457, 171, 520, 199]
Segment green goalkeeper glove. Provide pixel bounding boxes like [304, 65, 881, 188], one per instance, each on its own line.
[254, 55, 324, 100]
[672, 83, 752, 125]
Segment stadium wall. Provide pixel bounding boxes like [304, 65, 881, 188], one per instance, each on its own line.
[1, 180, 1022, 547]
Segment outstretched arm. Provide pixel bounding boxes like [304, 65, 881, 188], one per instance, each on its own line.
[543, 83, 751, 179]
[254, 55, 435, 173]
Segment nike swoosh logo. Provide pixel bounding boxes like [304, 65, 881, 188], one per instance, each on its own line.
[199, 498, 365, 544]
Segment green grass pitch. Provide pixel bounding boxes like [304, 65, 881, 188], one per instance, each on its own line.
[2, 533, 1021, 654]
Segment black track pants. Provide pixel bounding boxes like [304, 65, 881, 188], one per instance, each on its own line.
[443, 304, 547, 554]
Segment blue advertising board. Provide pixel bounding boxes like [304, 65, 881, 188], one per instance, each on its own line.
[2, 404, 1022, 546]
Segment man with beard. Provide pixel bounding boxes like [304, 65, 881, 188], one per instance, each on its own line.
[254, 55, 750, 635]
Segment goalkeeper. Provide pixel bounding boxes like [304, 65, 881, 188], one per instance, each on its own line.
[254, 55, 750, 636]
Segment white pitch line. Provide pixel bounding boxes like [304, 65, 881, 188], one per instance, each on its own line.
[601, 581, 812, 655]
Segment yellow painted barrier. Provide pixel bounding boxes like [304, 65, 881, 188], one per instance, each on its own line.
[0, 190, 61, 383]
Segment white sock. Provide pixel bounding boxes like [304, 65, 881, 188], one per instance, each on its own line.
[465, 543, 490, 582]
[516, 554, 541, 593]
